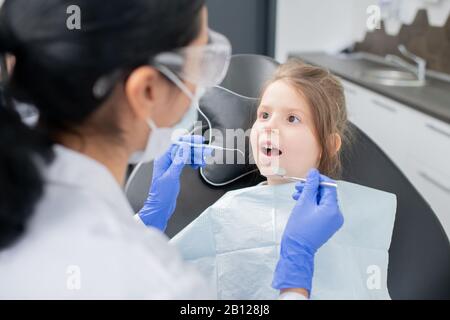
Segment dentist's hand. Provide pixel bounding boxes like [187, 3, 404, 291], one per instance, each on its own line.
[272, 169, 344, 296]
[137, 135, 212, 231]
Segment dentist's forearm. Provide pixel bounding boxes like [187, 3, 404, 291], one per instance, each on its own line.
[280, 288, 309, 299]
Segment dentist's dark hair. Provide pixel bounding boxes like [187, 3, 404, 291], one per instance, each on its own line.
[0, 0, 205, 249]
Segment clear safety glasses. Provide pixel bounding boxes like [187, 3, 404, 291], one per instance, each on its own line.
[152, 29, 231, 87]
[92, 30, 232, 99]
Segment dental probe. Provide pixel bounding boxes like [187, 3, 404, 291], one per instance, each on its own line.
[272, 168, 338, 188]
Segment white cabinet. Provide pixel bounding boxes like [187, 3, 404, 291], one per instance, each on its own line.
[341, 79, 450, 238]
[342, 80, 405, 166]
[403, 109, 450, 178]
[405, 159, 450, 234]
[342, 81, 362, 123]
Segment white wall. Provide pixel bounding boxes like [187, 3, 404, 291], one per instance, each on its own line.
[275, 0, 374, 61]
[275, 0, 450, 62]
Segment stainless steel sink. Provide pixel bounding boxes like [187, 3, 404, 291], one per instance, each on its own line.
[336, 50, 450, 86]
[355, 68, 426, 87]
[337, 47, 430, 87]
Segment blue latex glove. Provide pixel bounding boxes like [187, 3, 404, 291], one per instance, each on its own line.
[272, 168, 344, 294]
[138, 135, 213, 231]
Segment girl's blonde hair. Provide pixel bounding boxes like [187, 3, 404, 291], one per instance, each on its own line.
[262, 58, 350, 178]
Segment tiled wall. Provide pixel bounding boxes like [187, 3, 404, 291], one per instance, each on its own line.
[354, 10, 450, 75]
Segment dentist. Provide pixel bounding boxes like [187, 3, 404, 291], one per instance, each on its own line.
[0, 0, 343, 299]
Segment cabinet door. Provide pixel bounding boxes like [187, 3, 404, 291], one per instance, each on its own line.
[342, 81, 377, 134]
[341, 80, 362, 123]
[402, 108, 450, 178]
[365, 94, 404, 164]
[342, 80, 404, 164]
[404, 159, 450, 238]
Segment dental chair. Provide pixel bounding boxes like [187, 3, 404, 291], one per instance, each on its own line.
[219, 54, 280, 98]
[125, 55, 450, 300]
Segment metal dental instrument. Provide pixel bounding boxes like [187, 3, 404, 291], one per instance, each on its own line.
[272, 168, 338, 188]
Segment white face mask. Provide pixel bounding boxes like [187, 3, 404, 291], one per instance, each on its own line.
[128, 68, 204, 164]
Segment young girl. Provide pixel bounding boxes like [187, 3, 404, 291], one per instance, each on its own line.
[250, 59, 349, 183]
[171, 60, 396, 300]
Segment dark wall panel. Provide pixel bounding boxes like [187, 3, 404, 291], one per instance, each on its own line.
[207, 0, 276, 57]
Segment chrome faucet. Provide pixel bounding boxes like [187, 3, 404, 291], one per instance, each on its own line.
[385, 45, 427, 82]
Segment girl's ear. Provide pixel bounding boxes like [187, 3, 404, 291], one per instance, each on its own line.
[328, 133, 342, 155]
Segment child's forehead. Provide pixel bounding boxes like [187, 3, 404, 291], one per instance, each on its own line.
[259, 80, 311, 114]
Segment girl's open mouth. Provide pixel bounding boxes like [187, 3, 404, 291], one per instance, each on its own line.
[261, 145, 283, 157]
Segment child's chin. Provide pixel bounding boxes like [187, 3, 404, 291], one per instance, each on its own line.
[257, 164, 281, 177]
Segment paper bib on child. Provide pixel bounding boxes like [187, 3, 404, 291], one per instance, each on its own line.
[170, 181, 397, 300]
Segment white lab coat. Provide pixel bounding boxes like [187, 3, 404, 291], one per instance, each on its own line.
[0, 145, 212, 299]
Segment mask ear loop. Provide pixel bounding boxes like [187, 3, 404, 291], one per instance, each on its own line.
[156, 64, 245, 158]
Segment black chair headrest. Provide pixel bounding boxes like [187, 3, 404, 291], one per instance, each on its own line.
[196, 86, 260, 186]
[220, 54, 281, 98]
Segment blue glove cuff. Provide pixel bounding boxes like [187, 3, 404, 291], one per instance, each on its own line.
[272, 246, 315, 293]
[138, 196, 175, 231]
[138, 210, 167, 231]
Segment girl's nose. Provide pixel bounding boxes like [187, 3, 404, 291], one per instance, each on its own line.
[262, 119, 279, 132]
[261, 127, 280, 143]
[263, 127, 276, 134]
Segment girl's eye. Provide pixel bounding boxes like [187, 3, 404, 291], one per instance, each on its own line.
[288, 115, 301, 123]
[260, 112, 270, 120]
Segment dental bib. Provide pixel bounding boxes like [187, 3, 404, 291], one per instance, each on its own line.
[171, 181, 397, 300]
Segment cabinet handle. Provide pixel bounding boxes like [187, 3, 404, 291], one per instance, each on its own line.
[372, 99, 397, 113]
[425, 123, 450, 139]
[418, 171, 450, 194]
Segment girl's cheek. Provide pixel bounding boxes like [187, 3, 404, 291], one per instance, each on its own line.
[287, 128, 320, 157]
